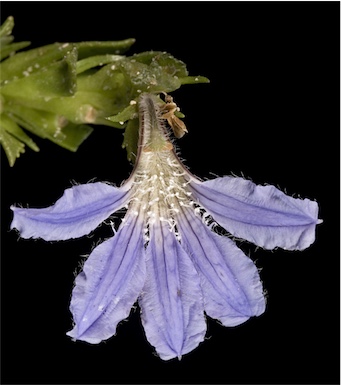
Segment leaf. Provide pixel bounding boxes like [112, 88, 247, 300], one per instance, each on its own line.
[30, 63, 134, 124]
[0, 16, 31, 61]
[179, 75, 210, 85]
[1, 113, 39, 151]
[0, 41, 31, 61]
[56, 123, 93, 152]
[0, 16, 14, 38]
[106, 103, 137, 125]
[1, 48, 78, 100]
[132, 51, 188, 78]
[9, 63, 132, 126]
[1, 111, 45, 167]
[5, 103, 93, 151]
[0, 17, 210, 166]
[75, 39, 135, 59]
[119, 58, 182, 94]
[130, 52, 210, 87]
[1, 36, 14, 46]
[122, 117, 139, 162]
[0, 43, 76, 83]
[76, 54, 124, 74]
[0, 116, 26, 166]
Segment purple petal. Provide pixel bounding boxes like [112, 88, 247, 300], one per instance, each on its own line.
[139, 219, 206, 360]
[178, 207, 265, 327]
[11, 182, 130, 241]
[191, 176, 320, 250]
[67, 212, 146, 343]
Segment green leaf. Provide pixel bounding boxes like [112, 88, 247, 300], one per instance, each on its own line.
[1, 35, 14, 46]
[0, 16, 31, 61]
[0, 41, 31, 61]
[55, 122, 93, 151]
[0, 124, 25, 166]
[5, 103, 93, 151]
[129, 52, 210, 88]
[9, 64, 131, 125]
[0, 17, 210, 166]
[75, 39, 135, 59]
[179, 75, 210, 85]
[6, 103, 69, 140]
[76, 54, 124, 74]
[1, 48, 78, 101]
[122, 117, 139, 162]
[119, 58, 182, 95]
[1, 112, 39, 151]
[0, 43, 77, 83]
[0, 40, 136, 83]
[0, 16, 14, 38]
[132, 51, 188, 78]
[106, 103, 137, 125]
[0, 112, 32, 166]
[28, 63, 134, 125]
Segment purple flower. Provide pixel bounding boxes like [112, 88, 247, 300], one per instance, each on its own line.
[11, 93, 321, 360]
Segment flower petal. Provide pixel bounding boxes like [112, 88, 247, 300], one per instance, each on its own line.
[11, 182, 130, 241]
[67, 212, 146, 343]
[191, 176, 320, 250]
[178, 208, 265, 327]
[139, 219, 206, 360]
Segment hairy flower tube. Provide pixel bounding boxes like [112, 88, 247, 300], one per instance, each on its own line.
[11, 93, 321, 360]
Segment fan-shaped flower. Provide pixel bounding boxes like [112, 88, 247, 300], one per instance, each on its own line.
[11, 93, 321, 360]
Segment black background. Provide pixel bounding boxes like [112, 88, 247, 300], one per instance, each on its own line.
[1, 1, 340, 384]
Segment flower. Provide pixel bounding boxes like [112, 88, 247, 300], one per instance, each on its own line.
[10, 93, 321, 360]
